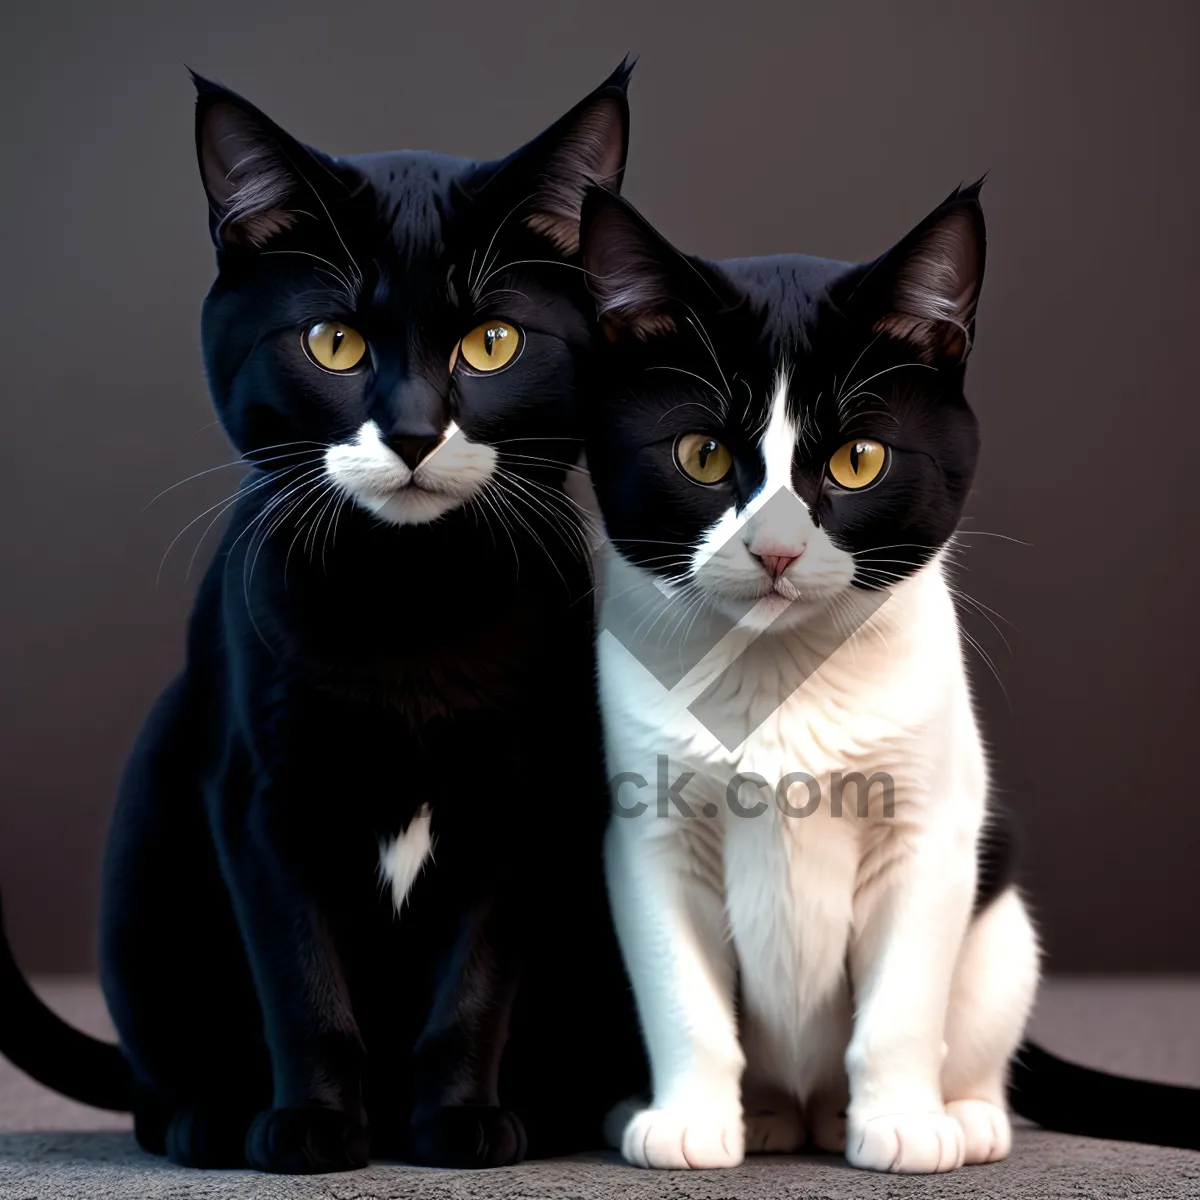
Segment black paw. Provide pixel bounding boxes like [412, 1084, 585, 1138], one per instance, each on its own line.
[165, 1106, 253, 1168]
[245, 1106, 369, 1174]
[133, 1102, 167, 1158]
[409, 1104, 528, 1168]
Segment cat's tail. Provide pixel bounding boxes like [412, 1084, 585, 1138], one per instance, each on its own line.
[1009, 1039, 1200, 1150]
[0, 894, 133, 1111]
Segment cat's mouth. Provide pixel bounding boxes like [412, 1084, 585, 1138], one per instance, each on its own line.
[769, 576, 803, 601]
[385, 472, 449, 496]
[689, 569, 854, 633]
[324, 420, 498, 528]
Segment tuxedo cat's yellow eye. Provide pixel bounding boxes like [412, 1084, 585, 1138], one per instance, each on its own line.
[676, 433, 733, 485]
[303, 322, 366, 372]
[828, 439, 887, 489]
[456, 321, 522, 373]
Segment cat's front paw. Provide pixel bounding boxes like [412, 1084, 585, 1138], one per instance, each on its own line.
[409, 1104, 528, 1168]
[945, 1099, 1012, 1164]
[245, 1106, 369, 1174]
[165, 1105, 254, 1168]
[620, 1105, 744, 1169]
[846, 1110, 964, 1173]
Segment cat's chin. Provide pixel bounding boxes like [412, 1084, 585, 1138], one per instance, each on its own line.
[745, 590, 830, 631]
[359, 483, 471, 527]
[707, 585, 849, 633]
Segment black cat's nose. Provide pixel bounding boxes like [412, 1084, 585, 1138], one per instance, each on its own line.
[386, 435, 442, 469]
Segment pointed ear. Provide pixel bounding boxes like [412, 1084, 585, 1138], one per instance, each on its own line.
[859, 183, 986, 363]
[193, 73, 326, 250]
[478, 59, 633, 257]
[580, 188, 735, 340]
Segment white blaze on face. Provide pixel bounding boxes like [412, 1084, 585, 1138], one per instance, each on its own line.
[689, 375, 799, 578]
[325, 420, 497, 526]
[687, 372, 857, 626]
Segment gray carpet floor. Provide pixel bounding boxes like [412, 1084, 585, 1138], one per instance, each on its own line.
[1, 978, 1198, 1199]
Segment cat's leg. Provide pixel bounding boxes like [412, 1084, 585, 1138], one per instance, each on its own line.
[844, 824, 975, 1173]
[499, 847, 647, 1160]
[406, 893, 527, 1168]
[942, 887, 1039, 1164]
[606, 811, 745, 1169]
[101, 677, 270, 1169]
[210, 729, 370, 1175]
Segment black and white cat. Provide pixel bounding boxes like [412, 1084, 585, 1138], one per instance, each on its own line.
[575, 186, 1200, 1169]
[0, 69, 643, 1172]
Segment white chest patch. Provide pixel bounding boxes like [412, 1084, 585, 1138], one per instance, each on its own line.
[380, 805, 433, 913]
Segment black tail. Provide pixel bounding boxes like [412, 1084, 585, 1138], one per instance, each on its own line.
[0, 895, 132, 1111]
[1010, 1039, 1200, 1150]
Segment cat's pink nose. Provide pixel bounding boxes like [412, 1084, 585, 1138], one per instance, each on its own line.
[755, 552, 802, 578]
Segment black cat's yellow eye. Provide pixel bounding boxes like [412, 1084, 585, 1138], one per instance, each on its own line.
[675, 433, 733, 485]
[828, 439, 887, 489]
[303, 322, 367, 372]
[455, 321, 522, 373]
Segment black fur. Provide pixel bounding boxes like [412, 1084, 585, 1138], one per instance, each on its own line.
[0, 69, 643, 1173]
[974, 805, 1020, 916]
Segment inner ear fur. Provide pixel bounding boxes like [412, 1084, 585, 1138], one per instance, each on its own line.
[864, 184, 986, 363]
[194, 74, 327, 250]
[580, 187, 736, 342]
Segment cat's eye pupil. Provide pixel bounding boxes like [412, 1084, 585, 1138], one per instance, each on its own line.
[675, 433, 732, 485]
[828, 438, 886, 490]
[458, 320, 521, 373]
[304, 320, 367, 372]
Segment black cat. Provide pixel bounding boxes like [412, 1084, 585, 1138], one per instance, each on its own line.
[0, 67, 643, 1173]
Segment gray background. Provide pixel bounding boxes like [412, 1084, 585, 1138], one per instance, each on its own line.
[1, 0, 1197, 973]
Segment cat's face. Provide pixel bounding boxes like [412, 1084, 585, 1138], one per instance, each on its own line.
[196, 67, 630, 530]
[579, 188, 983, 632]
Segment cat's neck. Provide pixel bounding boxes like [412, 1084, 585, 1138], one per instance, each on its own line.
[221, 478, 593, 644]
[599, 550, 960, 746]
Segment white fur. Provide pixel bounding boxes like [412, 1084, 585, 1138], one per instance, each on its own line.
[689, 374, 858, 633]
[380, 805, 433, 912]
[596, 376, 1040, 1172]
[325, 420, 497, 526]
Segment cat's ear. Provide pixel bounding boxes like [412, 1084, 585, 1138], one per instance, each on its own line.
[193, 73, 328, 250]
[856, 183, 986, 363]
[480, 59, 633, 257]
[580, 187, 735, 340]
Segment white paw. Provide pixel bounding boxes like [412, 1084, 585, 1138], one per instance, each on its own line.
[620, 1105, 745, 1169]
[847, 1110, 965, 1173]
[946, 1099, 1012, 1164]
[744, 1105, 805, 1153]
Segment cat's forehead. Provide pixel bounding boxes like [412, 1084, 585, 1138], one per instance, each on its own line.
[342, 149, 476, 259]
[698, 254, 866, 422]
[720, 253, 854, 346]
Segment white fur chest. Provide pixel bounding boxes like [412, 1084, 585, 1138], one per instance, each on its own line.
[597, 562, 960, 807]
[598, 559, 981, 1098]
